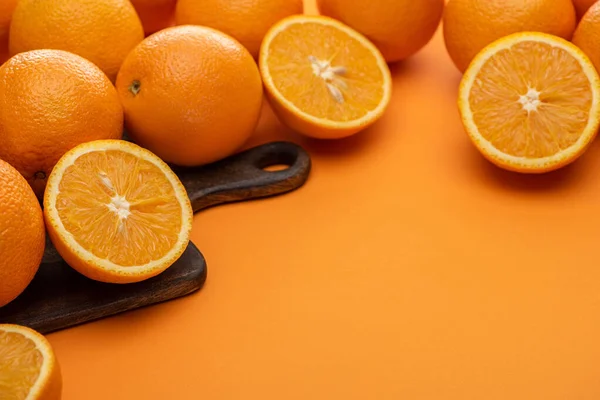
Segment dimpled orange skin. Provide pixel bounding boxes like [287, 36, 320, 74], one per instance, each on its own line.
[9, 0, 144, 82]
[130, 0, 178, 36]
[573, 1, 600, 72]
[0, 0, 17, 63]
[116, 25, 263, 167]
[0, 160, 45, 308]
[175, 0, 303, 59]
[0, 49, 124, 198]
[317, 0, 444, 63]
[573, 0, 598, 19]
[443, 0, 577, 73]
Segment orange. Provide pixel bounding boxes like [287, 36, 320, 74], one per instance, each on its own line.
[573, 1, 600, 73]
[175, 0, 303, 59]
[116, 25, 263, 166]
[43, 139, 194, 284]
[458, 32, 600, 173]
[0, 49, 123, 198]
[573, 0, 598, 19]
[0, 160, 45, 308]
[443, 0, 577, 73]
[130, 0, 178, 36]
[9, 0, 144, 82]
[317, 0, 444, 63]
[0, 324, 62, 399]
[259, 15, 392, 139]
[0, 0, 17, 64]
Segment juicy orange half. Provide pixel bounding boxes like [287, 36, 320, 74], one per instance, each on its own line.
[43, 139, 193, 284]
[0, 324, 62, 400]
[458, 32, 600, 173]
[259, 15, 392, 139]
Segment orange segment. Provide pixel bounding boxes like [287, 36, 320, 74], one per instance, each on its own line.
[0, 324, 62, 400]
[259, 15, 392, 139]
[458, 32, 600, 173]
[43, 139, 193, 284]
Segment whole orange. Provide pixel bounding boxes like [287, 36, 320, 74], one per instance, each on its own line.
[443, 0, 577, 73]
[115, 25, 263, 167]
[130, 0, 178, 36]
[0, 0, 17, 63]
[9, 0, 144, 82]
[573, 0, 598, 19]
[175, 0, 303, 59]
[0, 49, 124, 198]
[0, 159, 45, 308]
[573, 1, 600, 72]
[317, 0, 444, 63]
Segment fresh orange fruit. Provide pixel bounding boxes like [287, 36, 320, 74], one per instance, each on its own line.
[317, 0, 444, 63]
[130, 0, 177, 36]
[175, 0, 303, 59]
[0, 0, 17, 63]
[43, 139, 193, 284]
[116, 25, 263, 166]
[0, 49, 123, 198]
[259, 15, 392, 139]
[0, 324, 62, 399]
[573, 1, 600, 73]
[458, 32, 600, 173]
[443, 0, 577, 73]
[573, 0, 598, 19]
[0, 160, 45, 308]
[9, 0, 144, 82]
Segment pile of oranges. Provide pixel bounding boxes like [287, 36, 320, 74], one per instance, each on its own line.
[4, 0, 600, 398]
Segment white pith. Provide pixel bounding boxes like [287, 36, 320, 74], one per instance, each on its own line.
[0, 325, 52, 400]
[260, 15, 392, 127]
[45, 141, 193, 277]
[459, 32, 600, 169]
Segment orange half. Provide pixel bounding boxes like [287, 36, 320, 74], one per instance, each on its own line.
[259, 15, 392, 139]
[458, 32, 600, 173]
[0, 324, 62, 400]
[43, 139, 193, 284]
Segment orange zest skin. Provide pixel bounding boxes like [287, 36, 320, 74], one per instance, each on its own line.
[458, 32, 600, 173]
[259, 15, 392, 139]
[0, 324, 62, 400]
[43, 140, 193, 284]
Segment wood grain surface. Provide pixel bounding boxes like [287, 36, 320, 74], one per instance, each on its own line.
[0, 141, 311, 334]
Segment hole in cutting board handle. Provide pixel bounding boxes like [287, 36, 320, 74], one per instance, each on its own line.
[262, 164, 290, 172]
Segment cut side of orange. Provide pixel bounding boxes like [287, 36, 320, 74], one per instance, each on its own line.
[259, 15, 392, 139]
[0, 324, 62, 400]
[458, 32, 600, 173]
[43, 139, 193, 284]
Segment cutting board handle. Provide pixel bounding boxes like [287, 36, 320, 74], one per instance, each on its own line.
[176, 141, 312, 213]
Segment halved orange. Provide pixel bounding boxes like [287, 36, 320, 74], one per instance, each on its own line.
[458, 32, 600, 173]
[43, 139, 193, 284]
[259, 15, 392, 139]
[0, 324, 62, 400]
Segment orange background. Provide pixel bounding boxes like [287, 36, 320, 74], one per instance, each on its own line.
[47, 1, 600, 399]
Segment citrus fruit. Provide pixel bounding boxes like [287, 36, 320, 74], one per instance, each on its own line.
[573, 1, 600, 73]
[0, 0, 17, 63]
[0, 324, 62, 399]
[116, 25, 263, 167]
[458, 32, 600, 173]
[0, 160, 45, 308]
[175, 0, 303, 59]
[573, 0, 598, 19]
[443, 0, 577, 73]
[43, 139, 194, 284]
[259, 15, 392, 139]
[0, 49, 123, 198]
[9, 0, 144, 82]
[317, 0, 444, 63]
[130, 0, 177, 36]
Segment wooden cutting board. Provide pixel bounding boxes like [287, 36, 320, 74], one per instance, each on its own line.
[0, 141, 311, 334]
